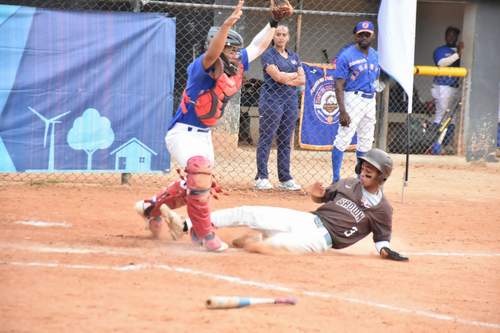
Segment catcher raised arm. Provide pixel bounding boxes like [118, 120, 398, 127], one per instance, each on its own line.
[134, 0, 294, 252]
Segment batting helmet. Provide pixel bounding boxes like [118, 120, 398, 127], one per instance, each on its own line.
[205, 26, 244, 49]
[358, 148, 393, 183]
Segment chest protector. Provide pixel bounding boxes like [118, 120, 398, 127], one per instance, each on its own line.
[181, 59, 243, 127]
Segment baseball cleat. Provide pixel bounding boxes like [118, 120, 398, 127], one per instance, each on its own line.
[189, 228, 203, 246]
[159, 204, 184, 241]
[202, 232, 229, 252]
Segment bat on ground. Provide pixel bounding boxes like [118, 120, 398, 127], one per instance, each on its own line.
[206, 296, 297, 309]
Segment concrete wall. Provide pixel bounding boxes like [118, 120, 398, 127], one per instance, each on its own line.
[462, 0, 500, 161]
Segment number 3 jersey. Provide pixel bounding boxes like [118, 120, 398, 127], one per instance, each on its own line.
[314, 178, 392, 249]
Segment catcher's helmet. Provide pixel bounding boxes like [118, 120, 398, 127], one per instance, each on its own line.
[205, 26, 244, 49]
[358, 148, 393, 183]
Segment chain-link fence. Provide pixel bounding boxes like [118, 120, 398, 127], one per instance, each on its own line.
[384, 75, 465, 157]
[0, 0, 466, 189]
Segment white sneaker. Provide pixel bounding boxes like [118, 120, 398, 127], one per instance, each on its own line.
[277, 179, 302, 191]
[255, 178, 273, 190]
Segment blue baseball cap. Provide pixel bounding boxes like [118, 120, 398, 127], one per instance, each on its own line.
[354, 21, 375, 35]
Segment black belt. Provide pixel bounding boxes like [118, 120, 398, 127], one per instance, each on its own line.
[353, 91, 375, 99]
[187, 126, 210, 133]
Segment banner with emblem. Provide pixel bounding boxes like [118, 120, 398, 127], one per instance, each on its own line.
[299, 63, 356, 150]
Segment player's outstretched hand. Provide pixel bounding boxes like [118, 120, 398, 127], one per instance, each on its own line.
[380, 247, 409, 262]
[223, 0, 244, 28]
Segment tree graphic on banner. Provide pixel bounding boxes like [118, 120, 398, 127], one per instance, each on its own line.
[67, 108, 115, 170]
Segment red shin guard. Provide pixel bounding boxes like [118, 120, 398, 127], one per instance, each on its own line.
[146, 179, 187, 218]
[186, 192, 214, 239]
[185, 155, 215, 239]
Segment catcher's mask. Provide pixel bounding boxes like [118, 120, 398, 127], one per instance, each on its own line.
[358, 148, 393, 184]
[206, 26, 243, 76]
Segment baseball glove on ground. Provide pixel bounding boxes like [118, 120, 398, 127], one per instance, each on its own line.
[381, 247, 409, 262]
[270, 0, 294, 21]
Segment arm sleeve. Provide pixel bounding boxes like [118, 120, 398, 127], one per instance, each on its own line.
[334, 53, 349, 80]
[433, 47, 459, 67]
[371, 206, 392, 243]
[246, 24, 274, 63]
[322, 183, 339, 202]
[241, 48, 250, 72]
[437, 53, 460, 67]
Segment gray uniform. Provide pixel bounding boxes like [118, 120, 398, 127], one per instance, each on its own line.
[314, 178, 392, 249]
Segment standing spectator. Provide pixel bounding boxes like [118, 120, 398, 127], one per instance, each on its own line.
[430, 26, 463, 155]
[331, 21, 380, 183]
[255, 25, 305, 190]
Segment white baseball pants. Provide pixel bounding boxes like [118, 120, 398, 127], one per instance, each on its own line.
[201, 206, 331, 253]
[165, 122, 214, 168]
[431, 84, 459, 124]
[333, 91, 376, 152]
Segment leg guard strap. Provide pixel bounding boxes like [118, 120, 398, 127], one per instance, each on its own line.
[146, 179, 187, 218]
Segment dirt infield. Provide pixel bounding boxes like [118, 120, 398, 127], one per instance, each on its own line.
[1, 159, 500, 332]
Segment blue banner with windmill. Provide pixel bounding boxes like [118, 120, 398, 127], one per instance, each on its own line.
[0, 5, 175, 173]
[298, 63, 356, 151]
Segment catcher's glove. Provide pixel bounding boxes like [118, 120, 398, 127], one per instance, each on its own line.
[270, 0, 294, 22]
[381, 247, 409, 262]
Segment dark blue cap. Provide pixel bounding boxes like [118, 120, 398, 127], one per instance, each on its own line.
[354, 21, 375, 35]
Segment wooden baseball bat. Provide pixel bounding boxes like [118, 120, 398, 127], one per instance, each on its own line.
[206, 296, 297, 309]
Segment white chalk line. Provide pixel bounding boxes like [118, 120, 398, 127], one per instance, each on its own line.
[1, 244, 139, 255]
[0, 243, 239, 258]
[402, 251, 500, 257]
[2, 259, 499, 330]
[2, 243, 500, 258]
[14, 220, 71, 228]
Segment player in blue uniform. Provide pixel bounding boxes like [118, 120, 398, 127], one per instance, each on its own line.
[430, 26, 463, 154]
[331, 21, 380, 183]
[135, 0, 291, 252]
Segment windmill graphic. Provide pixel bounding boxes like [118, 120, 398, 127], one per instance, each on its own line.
[28, 106, 70, 171]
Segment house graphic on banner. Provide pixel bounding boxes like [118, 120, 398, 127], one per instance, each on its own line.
[110, 138, 157, 172]
[0, 5, 174, 173]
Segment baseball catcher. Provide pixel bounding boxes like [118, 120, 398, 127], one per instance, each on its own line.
[172, 148, 408, 261]
[134, 0, 293, 252]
